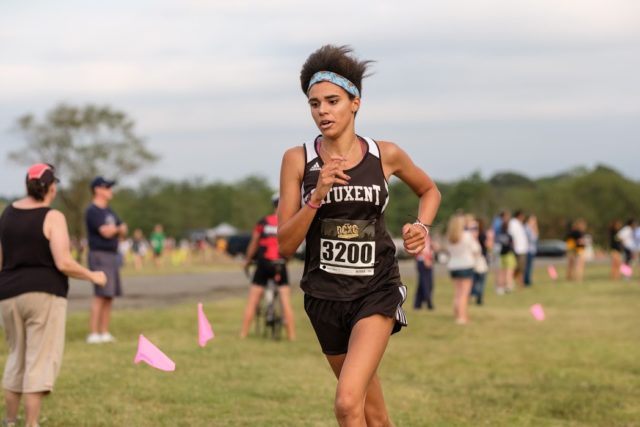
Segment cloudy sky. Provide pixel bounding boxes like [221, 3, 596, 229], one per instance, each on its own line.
[1, 0, 639, 196]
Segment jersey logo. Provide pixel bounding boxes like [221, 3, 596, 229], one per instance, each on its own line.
[309, 161, 321, 172]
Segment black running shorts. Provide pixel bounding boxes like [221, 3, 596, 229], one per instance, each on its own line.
[252, 260, 289, 287]
[304, 285, 407, 355]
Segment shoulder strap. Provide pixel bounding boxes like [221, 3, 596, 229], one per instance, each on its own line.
[304, 142, 318, 164]
[362, 137, 380, 159]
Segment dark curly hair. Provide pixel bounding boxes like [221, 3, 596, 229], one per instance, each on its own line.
[300, 45, 374, 99]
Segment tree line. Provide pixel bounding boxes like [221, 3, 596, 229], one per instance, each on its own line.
[5, 164, 638, 249]
[3, 104, 639, 248]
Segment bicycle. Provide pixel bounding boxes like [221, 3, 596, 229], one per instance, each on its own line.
[246, 260, 284, 340]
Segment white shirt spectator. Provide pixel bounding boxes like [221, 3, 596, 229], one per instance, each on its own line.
[447, 232, 480, 270]
[617, 225, 635, 251]
[508, 217, 529, 255]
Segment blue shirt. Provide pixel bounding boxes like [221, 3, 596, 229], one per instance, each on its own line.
[85, 204, 122, 252]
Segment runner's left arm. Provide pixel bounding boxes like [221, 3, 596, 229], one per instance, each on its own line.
[380, 141, 441, 254]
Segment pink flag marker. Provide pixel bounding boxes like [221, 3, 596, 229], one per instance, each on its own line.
[134, 334, 176, 371]
[547, 265, 558, 280]
[620, 264, 633, 278]
[198, 303, 215, 347]
[530, 304, 545, 321]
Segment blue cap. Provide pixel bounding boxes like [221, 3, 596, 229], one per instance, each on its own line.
[90, 176, 117, 189]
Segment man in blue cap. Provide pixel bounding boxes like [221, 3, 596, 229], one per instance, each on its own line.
[85, 176, 128, 344]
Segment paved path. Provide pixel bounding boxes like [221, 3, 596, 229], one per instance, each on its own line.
[67, 257, 569, 312]
[67, 261, 420, 312]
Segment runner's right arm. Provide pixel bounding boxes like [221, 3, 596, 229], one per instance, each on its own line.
[277, 147, 311, 257]
[46, 210, 107, 286]
[278, 147, 350, 257]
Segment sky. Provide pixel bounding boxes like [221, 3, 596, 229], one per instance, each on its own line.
[1, 0, 639, 196]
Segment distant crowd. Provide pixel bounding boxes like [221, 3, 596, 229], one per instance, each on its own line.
[412, 209, 640, 324]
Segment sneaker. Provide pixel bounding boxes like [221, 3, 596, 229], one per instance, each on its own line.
[2, 419, 17, 427]
[100, 332, 116, 343]
[86, 333, 102, 344]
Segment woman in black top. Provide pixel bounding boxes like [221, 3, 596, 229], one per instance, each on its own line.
[278, 46, 441, 426]
[0, 164, 106, 427]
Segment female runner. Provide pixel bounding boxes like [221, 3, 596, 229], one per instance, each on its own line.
[278, 45, 440, 426]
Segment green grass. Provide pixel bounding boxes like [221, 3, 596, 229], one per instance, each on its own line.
[1, 264, 639, 426]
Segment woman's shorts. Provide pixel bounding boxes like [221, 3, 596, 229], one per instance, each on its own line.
[304, 285, 407, 355]
[88, 250, 122, 297]
[500, 253, 517, 270]
[449, 268, 474, 279]
[0, 292, 67, 393]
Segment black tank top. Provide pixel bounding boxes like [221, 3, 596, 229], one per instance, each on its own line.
[0, 205, 69, 300]
[300, 136, 401, 301]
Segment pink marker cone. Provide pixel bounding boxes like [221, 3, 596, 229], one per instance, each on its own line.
[547, 265, 558, 280]
[198, 303, 215, 348]
[530, 304, 545, 321]
[134, 334, 176, 371]
[620, 264, 633, 278]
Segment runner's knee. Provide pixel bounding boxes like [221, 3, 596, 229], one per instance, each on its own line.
[334, 387, 364, 420]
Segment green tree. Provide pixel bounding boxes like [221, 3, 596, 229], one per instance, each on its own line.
[9, 103, 158, 239]
[110, 175, 275, 239]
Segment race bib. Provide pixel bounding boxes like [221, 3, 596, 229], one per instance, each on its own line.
[319, 218, 376, 276]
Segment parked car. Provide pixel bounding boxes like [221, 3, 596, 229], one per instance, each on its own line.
[226, 233, 252, 257]
[535, 239, 567, 257]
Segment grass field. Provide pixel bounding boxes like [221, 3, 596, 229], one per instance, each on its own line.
[1, 264, 639, 426]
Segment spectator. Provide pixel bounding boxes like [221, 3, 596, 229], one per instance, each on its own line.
[508, 209, 529, 288]
[240, 194, 295, 341]
[131, 228, 147, 271]
[85, 176, 128, 344]
[0, 164, 106, 427]
[468, 215, 490, 305]
[414, 233, 435, 310]
[446, 214, 480, 324]
[566, 218, 587, 282]
[150, 224, 166, 269]
[496, 214, 515, 294]
[524, 214, 539, 286]
[617, 219, 636, 267]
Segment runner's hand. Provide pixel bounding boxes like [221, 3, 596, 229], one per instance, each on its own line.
[312, 156, 350, 204]
[92, 271, 108, 287]
[402, 223, 426, 255]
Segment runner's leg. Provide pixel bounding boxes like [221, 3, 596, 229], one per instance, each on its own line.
[328, 315, 395, 427]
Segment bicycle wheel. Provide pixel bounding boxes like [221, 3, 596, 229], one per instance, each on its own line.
[254, 301, 263, 336]
[270, 289, 283, 340]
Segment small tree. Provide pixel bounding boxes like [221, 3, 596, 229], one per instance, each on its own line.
[9, 103, 158, 244]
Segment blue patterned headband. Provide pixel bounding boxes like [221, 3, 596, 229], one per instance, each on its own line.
[307, 71, 361, 98]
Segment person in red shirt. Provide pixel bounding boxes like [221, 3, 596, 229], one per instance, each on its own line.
[239, 194, 295, 340]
